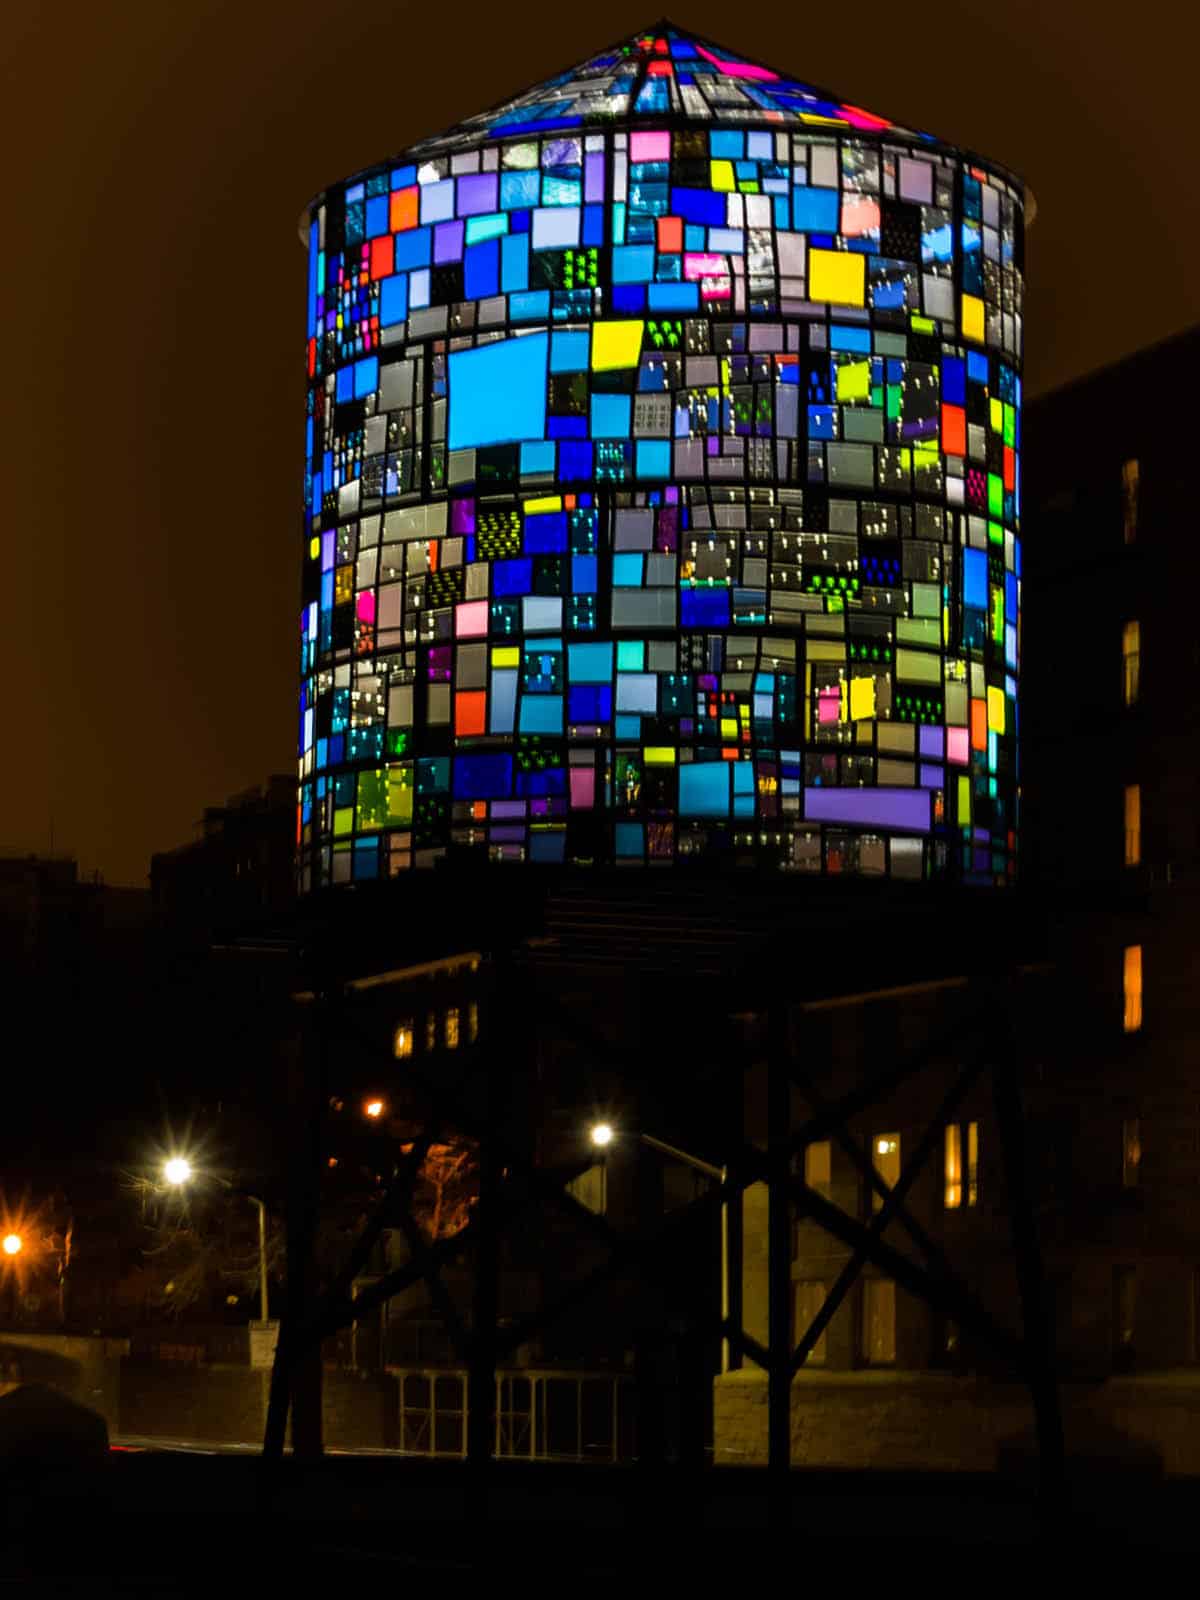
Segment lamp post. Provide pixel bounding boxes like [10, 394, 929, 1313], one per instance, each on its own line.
[588, 1123, 729, 1375]
[162, 1158, 270, 1325]
[2, 1234, 21, 1327]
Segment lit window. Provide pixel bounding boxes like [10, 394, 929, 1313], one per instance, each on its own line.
[393, 1018, 414, 1060]
[1122, 458, 1139, 544]
[872, 1134, 900, 1211]
[1122, 1118, 1141, 1189]
[424, 1012, 437, 1052]
[1122, 621, 1140, 706]
[468, 1000, 479, 1044]
[1124, 784, 1141, 868]
[444, 1007, 460, 1050]
[944, 1125, 962, 1209]
[805, 1140, 832, 1202]
[862, 1278, 896, 1364]
[967, 1121, 978, 1207]
[793, 1280, 829, 1365]
[944, 1122, 979, 1209]
[1123, 945, 1143, 1033]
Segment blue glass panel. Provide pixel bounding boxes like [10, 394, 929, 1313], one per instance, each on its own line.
[680, 762, 730, 816]
[448, 332, 549, 449]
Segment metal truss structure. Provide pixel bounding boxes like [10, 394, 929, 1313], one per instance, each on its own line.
[251, 899, 1063, 1527]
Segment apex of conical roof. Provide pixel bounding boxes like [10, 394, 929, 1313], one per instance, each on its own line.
[405, 21, 943, 160]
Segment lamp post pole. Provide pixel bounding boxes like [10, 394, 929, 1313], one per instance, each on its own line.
[637, 1133, 728, 1376]
[591, 1126, 729, 1378]
[249, 1194, 269, 1324]
[162, 1160, 269, 1324]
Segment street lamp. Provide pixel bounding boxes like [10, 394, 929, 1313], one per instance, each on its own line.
[1, 1235, 21, 1257]
[587, 1122, 730, 1375]
[161, 1159, 269, 1326]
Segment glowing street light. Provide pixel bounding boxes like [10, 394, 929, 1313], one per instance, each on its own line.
[2, 1235, 21, 1257]
[157, 1153, 269, 1326]
[364, 1099, 385, 1120]
[589, 1122, 615, 1149]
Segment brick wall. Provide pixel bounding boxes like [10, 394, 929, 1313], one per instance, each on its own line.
[714, 1368, 1200, 1476]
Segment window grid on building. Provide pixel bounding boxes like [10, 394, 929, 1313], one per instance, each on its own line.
[1123, 945, 1143, 1033]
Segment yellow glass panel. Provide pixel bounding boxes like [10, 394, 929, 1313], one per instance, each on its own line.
[309, 536, 320, 560]
[836, 360, 871, 402]
[492, 646, 520, 667]
[809, 247, 865, 307]
[710, 160, 735, 191]
[523, 495, 562, 515]
[849, 676, 876, 721]
[987, 685, 1006, 734]
[962, 293, 985, 342]
[644, 746, 676, 765]
[591, 320, 645, 371]
[387, 766, 413, 825]
[333, 805, 354, 838]
[989, 396, 1003, 432]
[957, 775, 971, 826]
[720, 717, 738, 738]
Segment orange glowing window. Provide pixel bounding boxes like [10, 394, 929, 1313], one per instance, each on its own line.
[944, 1122, 978, 1209]
[370, 235, 394, 280]
[393, 1018, 414, 1060]
[1122, 621, 1140, 706]
[657, 215, 683, 253]
[455, 691, 486, 737]
[1123, 945, 1143, 1033]
[944, 1124, 962, 1209]
[1124, 784, 1141, 868]
[390, 187, 419, 232]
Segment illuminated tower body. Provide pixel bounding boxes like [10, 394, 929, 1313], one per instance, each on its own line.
[297, 24, 1027, 895]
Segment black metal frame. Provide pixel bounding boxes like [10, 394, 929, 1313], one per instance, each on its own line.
[258, 944, 1063, 1526]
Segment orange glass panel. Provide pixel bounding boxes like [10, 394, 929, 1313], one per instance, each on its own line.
[455, 691, 486, 737]
[390, 187, 419, 232]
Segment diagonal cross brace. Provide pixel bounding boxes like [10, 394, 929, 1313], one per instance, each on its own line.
[790, 1052, 989, 1373]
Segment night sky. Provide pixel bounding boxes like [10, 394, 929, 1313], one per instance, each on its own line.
[6, 1, 1196, 887]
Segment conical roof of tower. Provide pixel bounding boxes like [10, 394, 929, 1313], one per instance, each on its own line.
[401, 20, 979, 170]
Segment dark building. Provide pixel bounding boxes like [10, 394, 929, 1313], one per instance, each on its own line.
[1021, 324, 1200, 1380]
[150, 776, 296, 945]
